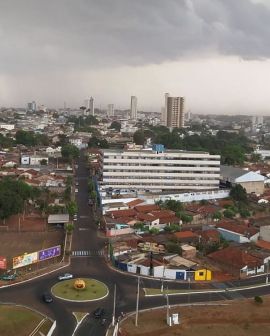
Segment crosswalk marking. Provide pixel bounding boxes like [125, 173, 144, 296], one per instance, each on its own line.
[71, 250, 104, 257]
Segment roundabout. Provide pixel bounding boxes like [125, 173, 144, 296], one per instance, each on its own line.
[51, 278, 109, 302]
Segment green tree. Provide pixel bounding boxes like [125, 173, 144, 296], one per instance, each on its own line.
[133, 130, 145, 145]
[134, 222, 144, 231]
[230, 184, 248, 203]
[212, 211, 222, 220]
[166, 242, 181, 254]
[65, 223, 75, 234]
[61, 144, 79, 161]
[222, 144, 245, 165]
[109, 121, 121, 132]
[149, 227, 159, 235]
[250, 153, 262, 163]
[223, 208, 236, 218]
[0, 191, 23, 219]
[180, 213, 193, 223]
[88, 136, 109, 149]
[66, 201, 78, 216]
[40, 159, 48, 165]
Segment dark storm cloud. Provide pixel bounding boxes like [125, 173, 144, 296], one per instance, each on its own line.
[0, 0, 270, 74]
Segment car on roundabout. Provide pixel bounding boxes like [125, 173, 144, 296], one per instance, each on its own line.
[42, 292, 53, 303]
[58, 273, 74, 281]
[93, 307, 105, 319]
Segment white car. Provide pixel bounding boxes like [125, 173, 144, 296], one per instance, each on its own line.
[58, 273, 73, 281]
[75, 188, 78, 193]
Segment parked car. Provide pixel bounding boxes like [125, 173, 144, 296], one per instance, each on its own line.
[88, 199, 93, 205]
[42, 293, 53, 303]
[0, 273, 16, 281]
[75, 182, 79, 186]
[75, 188, 78, 193]
[58, 273, 73, 281]
[93, 307, 105, 319]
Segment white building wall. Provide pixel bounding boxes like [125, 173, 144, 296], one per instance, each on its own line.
[101, 149, 220, 192]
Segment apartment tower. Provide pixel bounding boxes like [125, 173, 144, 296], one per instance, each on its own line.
[130, 96, 137, 120]
[107, 104, 114, 117]
[166, 96, 185, 128]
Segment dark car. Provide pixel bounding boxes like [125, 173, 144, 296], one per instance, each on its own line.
[93, 307, 105, 318]
[42, 293, 53, 303]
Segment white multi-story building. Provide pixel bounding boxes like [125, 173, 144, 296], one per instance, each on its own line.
[84, 97, 94, 116]
[101, 144, 220, 192]
[130, 96, 137, 120]
[107, 104, 114, 117]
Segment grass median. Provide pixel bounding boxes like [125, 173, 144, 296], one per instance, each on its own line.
[52, 278, 108, 301]
[0, 304, 47, 336]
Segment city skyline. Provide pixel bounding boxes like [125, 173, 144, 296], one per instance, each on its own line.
[1, 0, 270, 114]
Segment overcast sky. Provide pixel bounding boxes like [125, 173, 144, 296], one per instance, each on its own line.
[1, 0, 270, 114]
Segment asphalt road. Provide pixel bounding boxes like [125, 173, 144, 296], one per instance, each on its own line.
[1, 153, 270, 336]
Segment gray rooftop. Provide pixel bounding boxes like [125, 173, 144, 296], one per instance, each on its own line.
[220, 165, 247, 180]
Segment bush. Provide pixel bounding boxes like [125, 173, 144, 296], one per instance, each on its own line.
[254, 296, 263, 304]
[166, 242, 181, 254]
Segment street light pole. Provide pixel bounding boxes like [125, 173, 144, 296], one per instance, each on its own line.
[135, 276, 140, 327]
[266, 260, 269, 284]
[112, 283, 116, 326]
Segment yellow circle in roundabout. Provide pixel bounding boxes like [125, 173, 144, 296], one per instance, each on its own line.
[51, 278, 109, 302]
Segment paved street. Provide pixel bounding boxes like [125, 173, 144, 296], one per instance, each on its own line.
[1, 153, 270, 336]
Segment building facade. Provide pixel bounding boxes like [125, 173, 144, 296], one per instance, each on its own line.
[100, 145, 220, 192]
[107, 104, 114, 117]
[166, 96, 185, 128]
[130, 96, 137, 120]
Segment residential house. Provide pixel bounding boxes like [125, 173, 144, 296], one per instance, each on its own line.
[216, 221, 259, 243]
[208, 246, 266, 278]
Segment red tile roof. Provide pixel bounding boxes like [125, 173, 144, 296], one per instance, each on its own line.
[256, 240, 270, 251]
[150, 210, 175, 219]
[134, 204, 160, 213]
[109, 209, 136, 219]
[174, 231, 198, 239]
[159, 216, 180, 224]
[217, 222, 258, 237]
[136, 213, 156, 222]
[200, 229, 220, 242]
[127, 199, 144, 207]
[208, 246, 262, 269]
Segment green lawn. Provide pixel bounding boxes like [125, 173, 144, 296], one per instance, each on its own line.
[52, 278, 108, 301]
[0, 305, 44, 336]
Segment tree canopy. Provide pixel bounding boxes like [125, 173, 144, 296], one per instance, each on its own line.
[0, 178, 35, 219]
[61, 144, 80, 161]
[134, 126, 253, 165]
[109, 121, 121, 132]
[15, 130, 49, 147]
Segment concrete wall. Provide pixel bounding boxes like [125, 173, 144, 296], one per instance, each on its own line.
[106, 227, 134, 237]
[260, 225, 270, 242]
[239, 181, 264, 195]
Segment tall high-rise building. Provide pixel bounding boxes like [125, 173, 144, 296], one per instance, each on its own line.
[84, 97, 94, 116]
[107, 104, 114, 117]
[162, 93, 170, 125]
[166, 96, 185, 128]
[130, 96, 137, 120]
[27, 101, 36, 112]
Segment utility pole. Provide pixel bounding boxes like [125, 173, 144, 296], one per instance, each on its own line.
[135, 276, 140, 327]
[112, 284, 116, 326]
[266, 261, 269, 284]
[166, 293, 170, 324]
